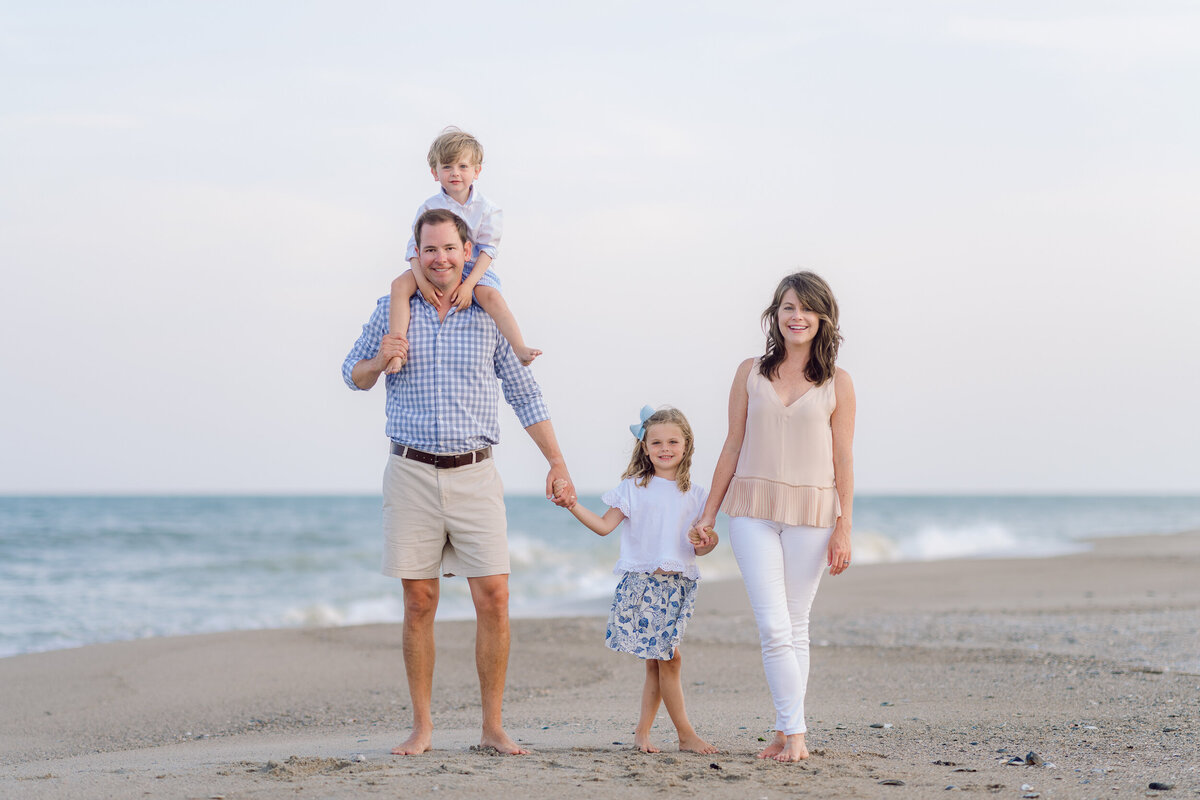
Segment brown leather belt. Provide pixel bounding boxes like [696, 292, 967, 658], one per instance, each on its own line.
[391, 442, 492, 469]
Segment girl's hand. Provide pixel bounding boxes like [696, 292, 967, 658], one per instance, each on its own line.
[688, 517, 715, 549]
[827, 519, 852, 576]
[551, 478, 576, 509]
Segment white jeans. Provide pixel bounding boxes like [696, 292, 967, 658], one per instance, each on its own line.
[729, 516, 833, 735]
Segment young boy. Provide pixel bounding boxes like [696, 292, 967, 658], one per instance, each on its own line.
[386, 127, 540, 373]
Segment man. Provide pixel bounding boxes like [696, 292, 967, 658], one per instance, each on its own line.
[343, 207, 574, 756]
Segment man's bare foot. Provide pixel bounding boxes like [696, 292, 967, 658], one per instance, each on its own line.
[678, 734, 719, 754]
[772, 733, 808, 762]
[634, 732, 660, 753]
[479, 729, 530, 755]
[385, 356, 406, 374]
[391, 728, 432, 755]
[515, 346, 542, 367]
[756, 731, 786, 760]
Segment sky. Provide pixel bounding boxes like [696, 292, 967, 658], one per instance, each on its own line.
[2, 1, 1198, 495]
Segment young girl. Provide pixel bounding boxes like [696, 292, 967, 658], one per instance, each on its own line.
[557, 406, 719, 755]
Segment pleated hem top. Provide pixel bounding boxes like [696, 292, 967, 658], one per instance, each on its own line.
[720, 361, 841, 527]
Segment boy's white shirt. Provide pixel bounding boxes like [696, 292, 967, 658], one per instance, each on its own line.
[404, 186, 503, 263]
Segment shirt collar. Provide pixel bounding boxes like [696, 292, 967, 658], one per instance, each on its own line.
[439, 186, 475, 207]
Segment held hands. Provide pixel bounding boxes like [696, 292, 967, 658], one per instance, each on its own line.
[688, 518, 719, 555]
[549, 475, 577, 509]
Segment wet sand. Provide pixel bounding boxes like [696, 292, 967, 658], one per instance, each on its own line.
[2, 530, 1198, 799]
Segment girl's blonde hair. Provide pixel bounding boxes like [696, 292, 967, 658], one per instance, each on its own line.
[621, 407, 695, 492]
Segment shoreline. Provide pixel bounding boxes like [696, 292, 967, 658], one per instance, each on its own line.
[3, 530, 1198, 798]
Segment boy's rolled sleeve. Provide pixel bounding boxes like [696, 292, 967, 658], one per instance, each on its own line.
[473, 206, 502, 260]
[342, 297, 388, 390]
[494, 342, 549, 428]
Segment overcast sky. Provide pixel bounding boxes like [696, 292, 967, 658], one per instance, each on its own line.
[2, 1, 1198, 495]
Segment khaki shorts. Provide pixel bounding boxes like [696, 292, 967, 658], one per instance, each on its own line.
[381, 452, 509, 579]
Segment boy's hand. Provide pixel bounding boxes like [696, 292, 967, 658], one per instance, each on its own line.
[412, 268, 441, 306]
[449, 283, 475, 311]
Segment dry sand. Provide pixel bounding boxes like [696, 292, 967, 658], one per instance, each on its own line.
[3, 531, 1198, 799]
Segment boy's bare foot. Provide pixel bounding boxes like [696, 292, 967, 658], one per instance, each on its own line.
[479, 729, 530, 755]
[391, 728, 432, 755]
[634, 732, 660, 753]
[771, 733, 808, 762]
[515, 347, 542, 367]
[385, 356, 406, 374]
[756, 731, 786, 760]
[678, 734, 719, 754]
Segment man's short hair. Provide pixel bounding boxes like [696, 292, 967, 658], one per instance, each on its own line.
[427, 126, 484, 169]
[414, 208, 470, 248]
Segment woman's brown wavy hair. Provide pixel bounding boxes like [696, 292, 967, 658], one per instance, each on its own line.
[758, 271, 842, 385]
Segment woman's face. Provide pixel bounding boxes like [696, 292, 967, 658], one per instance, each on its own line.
[776, 288, 820, 346]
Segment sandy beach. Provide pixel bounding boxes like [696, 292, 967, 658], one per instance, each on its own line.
[3, 530, 1198, 799]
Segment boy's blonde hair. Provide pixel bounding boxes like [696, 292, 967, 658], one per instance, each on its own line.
[621, 407, 695, 492]
[427, 126, 484, 169]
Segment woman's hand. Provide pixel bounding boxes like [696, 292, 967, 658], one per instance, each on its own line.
[827, 518, 852, 576]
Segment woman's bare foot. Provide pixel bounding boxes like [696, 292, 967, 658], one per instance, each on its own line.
[480, 729, 530, 755]
[385, 356, 406, 374]
[772, 733, 808, 762]
[756, 731, 786, 759]
[391, 728, 432, 755]
[634, 732, 660, 753]
[515, 346, 542, 366]
[678, 734, 719, 754]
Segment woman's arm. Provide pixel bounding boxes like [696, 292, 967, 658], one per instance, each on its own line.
[689, 358, 754, 546]
[827, 367, 856, 576]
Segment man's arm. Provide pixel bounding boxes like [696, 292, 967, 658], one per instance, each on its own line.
[524, 420, 575, 507]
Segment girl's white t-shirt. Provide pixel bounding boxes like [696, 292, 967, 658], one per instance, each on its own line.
[601, 476, 708, 580]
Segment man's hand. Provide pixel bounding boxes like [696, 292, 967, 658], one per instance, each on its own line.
[377, 333, 409, 369]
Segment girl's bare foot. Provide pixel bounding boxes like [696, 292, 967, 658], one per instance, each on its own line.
[634, 732, 660, 753]
[515, 346, 542, 366]
[678, 734, 719, 754]
[756, 731, 786, 759]
[385, 356, 406, 374]
[479, 729, 530, 755]
[773, 733, 808, 762]
[391, 728, 432, 755]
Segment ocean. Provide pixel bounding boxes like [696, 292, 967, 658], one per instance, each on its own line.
[2, 494, 1199, 659]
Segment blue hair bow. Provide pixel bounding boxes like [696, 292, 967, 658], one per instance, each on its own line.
[629, 405, 655, 440]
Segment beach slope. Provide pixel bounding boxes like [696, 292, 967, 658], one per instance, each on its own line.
[3, 531, 1198, 798]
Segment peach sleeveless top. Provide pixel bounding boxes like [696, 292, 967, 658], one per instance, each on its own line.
[720, 361, 841, 527]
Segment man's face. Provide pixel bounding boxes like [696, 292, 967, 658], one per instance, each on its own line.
[417, 221, 472, 294]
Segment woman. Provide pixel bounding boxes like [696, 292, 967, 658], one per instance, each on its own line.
[690, 271, 855, 763]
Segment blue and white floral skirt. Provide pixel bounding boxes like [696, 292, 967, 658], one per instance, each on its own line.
[605, 571, 698, 660]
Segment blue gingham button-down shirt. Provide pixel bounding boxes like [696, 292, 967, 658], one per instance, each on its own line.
[342, 295, 550, 453]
